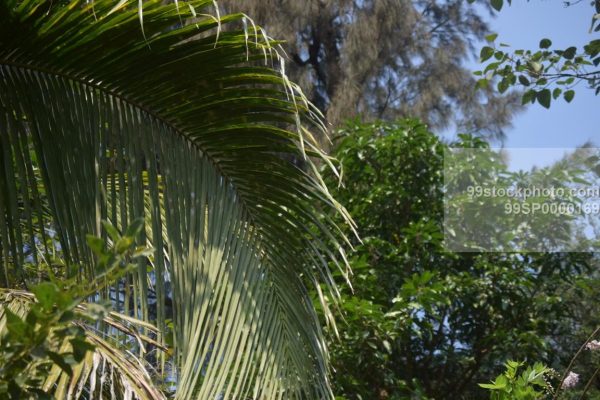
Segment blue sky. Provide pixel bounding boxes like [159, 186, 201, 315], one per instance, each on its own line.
[464, 0, 598, 169]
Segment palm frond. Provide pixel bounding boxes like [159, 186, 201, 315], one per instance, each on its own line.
[0, 1, 354, 398]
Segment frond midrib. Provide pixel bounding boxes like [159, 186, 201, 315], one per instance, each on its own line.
[0, 56, 271, 249]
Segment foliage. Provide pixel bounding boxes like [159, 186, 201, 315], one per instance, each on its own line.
[0, 0, 352, 398]
[0, 220, 163, 399]
[218, 0, 522, 139]
[444, 143, 600, 252]
[1, 283, 100, 399]
[321, 120, 600, 399]
[479, 361, 553, 400]
[475, 0, 600, 107]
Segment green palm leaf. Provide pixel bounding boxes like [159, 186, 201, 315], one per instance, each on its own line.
[0, 1, 354, 398]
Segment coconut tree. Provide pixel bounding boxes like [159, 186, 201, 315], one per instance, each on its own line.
[0, 0, 354, 398]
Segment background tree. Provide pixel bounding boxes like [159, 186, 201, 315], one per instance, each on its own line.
[321, 120, 600, 399]
[219, 0, 523, 139]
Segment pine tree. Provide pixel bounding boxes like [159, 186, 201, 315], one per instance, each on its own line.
[221, 0, 523, 139]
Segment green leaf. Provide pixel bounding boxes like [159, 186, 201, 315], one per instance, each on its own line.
[4, 309, 28, 338]
[476, 78, 489, 90]
[69, 337, 95, 362]
[552, 88, 562, 99]
[125, 218, 145, 238]
[101, 221, 121, 242]
[85, 235, 105, 255]
[563, 46, 577, 59]
[564, 90, 575, 102]
[485, 33, 498, 42]
[539, 38, 552, 49]
[491, 0, 503, 11]
[518, 75, 530, 86]
[497, 79, 509, 94]
[115, 237, 135, 254]
[522, 90, 536, 105]
[480, 46, 495, 62]
[32, 282, 59, 310]
[479, 383, 501, 390]
[536, 89, 551, 108]
[47, 351, 73, 376]
[0, 1, 353, 398]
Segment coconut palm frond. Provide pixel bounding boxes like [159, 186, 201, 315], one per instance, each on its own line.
[0, 1, 354, 398]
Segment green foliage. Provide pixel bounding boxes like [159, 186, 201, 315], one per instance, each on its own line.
[479, 361, 553, 400]
[0, 220, 147, 399]
[444, 145, 599, 253]
[0, 285, 95, 399]
[474, 0, 600, 106]
[322, 120, 600, 399]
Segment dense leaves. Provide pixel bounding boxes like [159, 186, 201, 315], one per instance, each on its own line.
[321, 120, 600, 399]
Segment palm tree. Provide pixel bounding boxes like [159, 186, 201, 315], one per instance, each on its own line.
[0, 0, 354, 398]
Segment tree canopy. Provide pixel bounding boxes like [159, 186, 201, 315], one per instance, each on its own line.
[321, 120, 600, 399]
[219, 0, 523, 139]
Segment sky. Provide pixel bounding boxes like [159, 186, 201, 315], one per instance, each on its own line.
[463, 0, 598, 170]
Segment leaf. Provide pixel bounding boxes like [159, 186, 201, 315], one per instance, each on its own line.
[479, 383, 501, 390]
[584, 39, 600, 57]
[382, 340, 392, 354]
[485, 33, 498, 42]
[85, 235, 105, 255]
[522, 90, 536, 105]
[530, 61, 542, 73]
[69, 337, 95, 362]
[564, 90, 575, 103]
[124, 218, 145, 239]
[518, 75, 530, 86]
[47, 351, 73, 376]
[0, 1, 353, 398]
[101, 221, 121, 242]
[480, 46, 495, 62]
[476, 78, 489, 90]
[536, 89, 551, 108]
[114, 237, 135, 254]
[539, 38, 552, 49]
[552, 88, 562, 99]
[491, 0, 503, 11]
[4, 309, 28, 338]
[32, 282, 59, 310]
[563, 46, 577, 59]
[497, 79, 509, 94]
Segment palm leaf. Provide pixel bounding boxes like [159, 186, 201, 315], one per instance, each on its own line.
[0, 1, 354, 398]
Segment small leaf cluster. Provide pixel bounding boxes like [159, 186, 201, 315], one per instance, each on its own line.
[0, 219, 148, 399]
[472, 0, 600, 109]
[479, 361, 554, 400]
[475, 34, 600, 108]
